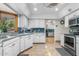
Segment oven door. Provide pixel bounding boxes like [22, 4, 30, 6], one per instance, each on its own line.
[64, 36, 76, 50]
[64, 35, 76, 56]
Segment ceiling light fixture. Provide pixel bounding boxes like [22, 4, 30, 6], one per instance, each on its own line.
[34, 8, 38, 11]
[55, 7, 59, 11]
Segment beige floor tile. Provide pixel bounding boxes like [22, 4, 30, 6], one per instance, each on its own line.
[21, 38, 71, 56]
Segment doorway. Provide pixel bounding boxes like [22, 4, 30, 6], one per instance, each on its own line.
[45, 20, 55, 44]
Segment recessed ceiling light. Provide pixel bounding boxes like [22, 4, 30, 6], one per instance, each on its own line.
[55, 7, 59, 11]
[34, 8, 38, 11]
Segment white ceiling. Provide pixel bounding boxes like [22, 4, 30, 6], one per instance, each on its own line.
[0, 3, 16, 14]
[5, 3, 31, 17]
[3, 3, 70, 19]
[27, 3, 69, 15]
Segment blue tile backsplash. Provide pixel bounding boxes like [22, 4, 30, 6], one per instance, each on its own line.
[18, 27, 45, 33]
[32, 28, 45, 33]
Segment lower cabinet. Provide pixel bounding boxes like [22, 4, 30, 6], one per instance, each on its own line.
[1, 34, 33, 56]
[0, 43, 2, 56]
[24, 35, 33, 49]
[20, 36, 25, 52]
[20, 35, 33, 52]
[24, 36, 29, 49]
[3, 43, 15, 56]
[3, 37, 20, 56]
[13, 39, 20, 56]
[33, 33, 45, 43]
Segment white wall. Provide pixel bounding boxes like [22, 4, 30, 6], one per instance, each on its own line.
[54, 20, 69, 41]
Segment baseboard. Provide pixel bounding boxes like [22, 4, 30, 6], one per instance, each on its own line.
[17, 46, 32, 56]
[33, 43, 46, 44]
[55, 40, 60, 43]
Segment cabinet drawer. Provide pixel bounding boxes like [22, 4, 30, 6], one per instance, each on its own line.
[3, 37, 19, 47]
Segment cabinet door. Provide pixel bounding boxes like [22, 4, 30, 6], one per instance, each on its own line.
[39, 33, 45, 43]
[12, 39, 20, 56]
[35, 34, 40, 43]
[20, 36, 25, 51]
[3, 43, 14, 56]
[33, 34, 42, 43]
[24, 36, 29, 49]
[24, 35, 33, 50]
[3, 38, 20, 56]
[25, 36, 33, 49]
[30, 35, 33, 46]
[0, 44, 2, 56]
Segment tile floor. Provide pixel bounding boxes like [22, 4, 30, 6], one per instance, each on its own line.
[21, 42, 71, 56]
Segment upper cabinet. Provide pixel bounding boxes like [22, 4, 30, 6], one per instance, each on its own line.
[28, 19, 45, 28]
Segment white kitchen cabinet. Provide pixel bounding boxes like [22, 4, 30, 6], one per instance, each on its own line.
[20, 36, 25, 52]
[25, 35, 33, 48]
[3, 44, 14, 56]
[29, 35, 33, 46]
[13, 39, 20, 56]
[0, 43, 2, 56]
[33, 33, 39, 43]
[20, 35, 33, 52]
[24, 35, 33, 49]
[24, 35, 29, 49]
[37, 33, 45, 43]
[28, 19, 45, 28]
[3, 37, 20, 56]
[33, 33, 45, 43]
